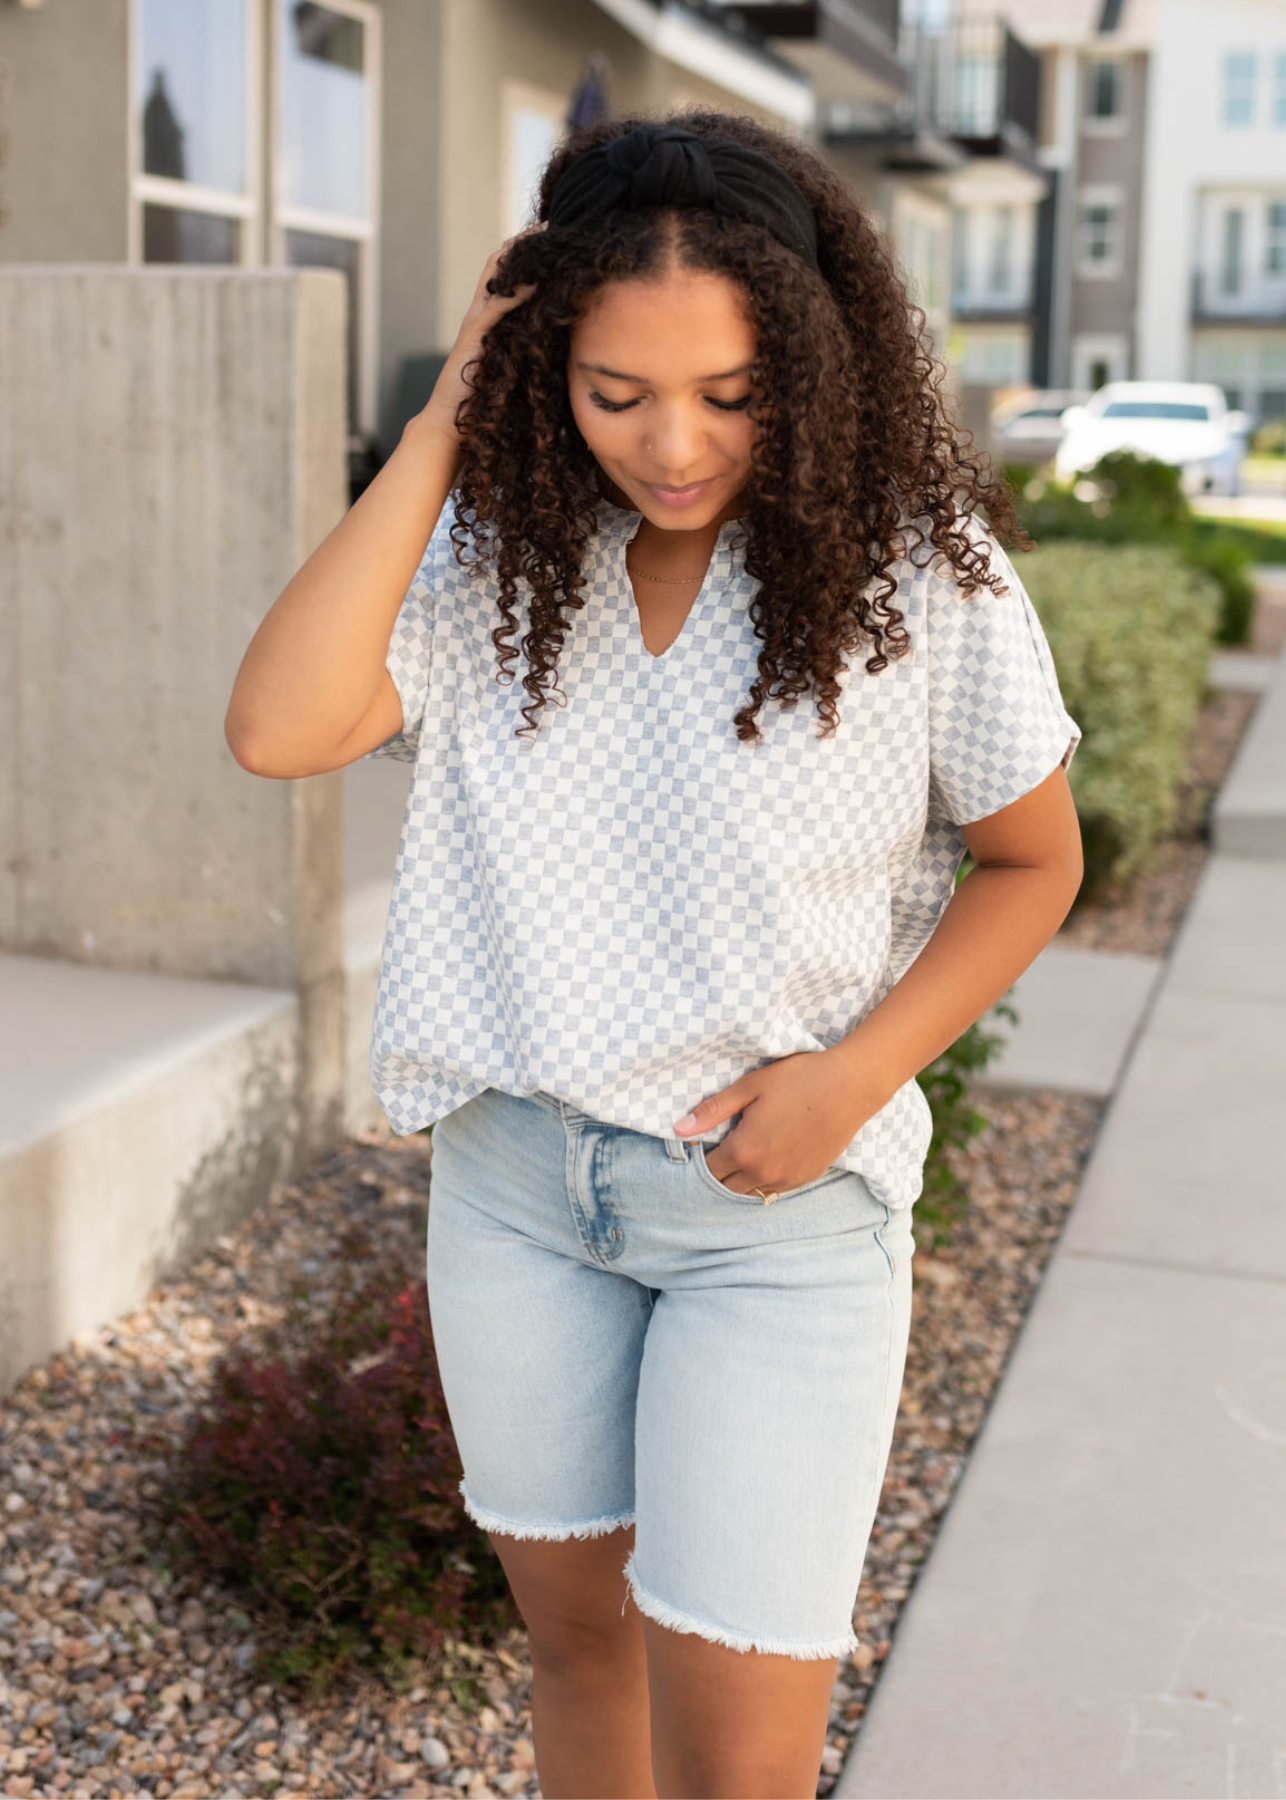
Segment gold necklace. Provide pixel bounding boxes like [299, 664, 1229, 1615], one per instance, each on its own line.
[627, 565, 707, 584]
[625, 547, 710, 584]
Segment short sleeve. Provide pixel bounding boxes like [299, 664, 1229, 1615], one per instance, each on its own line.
[926, 519, 1082, 826]
[360, 536, 439, 764]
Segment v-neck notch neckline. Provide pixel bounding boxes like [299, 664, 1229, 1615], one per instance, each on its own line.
[592, 493, 746, 668]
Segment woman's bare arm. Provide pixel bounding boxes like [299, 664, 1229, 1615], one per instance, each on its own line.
[224, 223, 544, 780]
[223, 414, 461, 777]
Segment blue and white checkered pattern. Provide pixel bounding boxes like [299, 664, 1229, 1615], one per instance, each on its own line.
[362, 494, 1081, 1210]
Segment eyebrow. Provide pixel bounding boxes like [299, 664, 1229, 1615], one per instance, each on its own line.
[575, 360, 753, 383]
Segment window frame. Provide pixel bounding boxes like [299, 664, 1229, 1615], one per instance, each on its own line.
[500, 78, 567, 240]
[1265, 201, 1286, 276]
[1222, 50, 1257, 128]
[269, 0, 383, 439]
[1075, 186, 1123, 280]
[127, 0, 264, 268]
[1083, 56, 1127, 136]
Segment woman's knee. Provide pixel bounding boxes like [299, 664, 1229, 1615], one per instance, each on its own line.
[485, 1524, 642, 1672]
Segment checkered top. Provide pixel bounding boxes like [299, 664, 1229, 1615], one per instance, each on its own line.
[361, 493, 1081, 1210]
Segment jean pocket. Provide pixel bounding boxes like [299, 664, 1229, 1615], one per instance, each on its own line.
[691, 1141, 850, 1206]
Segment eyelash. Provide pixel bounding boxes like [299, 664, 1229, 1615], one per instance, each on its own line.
[588, 391, 754, 414]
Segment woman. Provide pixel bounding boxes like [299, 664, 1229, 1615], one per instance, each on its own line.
[226, 112, 1082, 1800]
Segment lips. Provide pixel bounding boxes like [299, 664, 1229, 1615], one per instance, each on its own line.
[642, 478, 714, 505]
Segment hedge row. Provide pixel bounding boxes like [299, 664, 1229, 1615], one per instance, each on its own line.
[1019, 539, 1222, 896]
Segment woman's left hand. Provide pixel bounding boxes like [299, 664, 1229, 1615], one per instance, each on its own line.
[672, 1047, 890, 1196]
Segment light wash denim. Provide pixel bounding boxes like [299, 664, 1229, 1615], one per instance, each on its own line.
[425, 1085, 916, 1661]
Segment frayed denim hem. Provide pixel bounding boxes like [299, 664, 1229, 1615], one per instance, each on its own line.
[458, 1477, 635, 1542]
[620, 1548, 862, 1661]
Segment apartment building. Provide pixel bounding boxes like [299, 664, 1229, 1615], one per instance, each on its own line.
[993, 0, 1151, 394]
[1002, 0, 1286, 423]
[0, 0, 916, 470]
[812, 2, 1049, 384]
[1141, 0, 1286, 423]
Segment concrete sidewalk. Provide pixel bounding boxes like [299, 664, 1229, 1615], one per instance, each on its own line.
[837, 643, 1286, 1796]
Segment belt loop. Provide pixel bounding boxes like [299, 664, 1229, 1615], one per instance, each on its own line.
[664, 1134, 689, 1162]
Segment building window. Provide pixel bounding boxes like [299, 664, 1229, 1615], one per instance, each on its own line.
[1087, 60, 1122, 121]
[132, 0, 258, 265]
[1267, 201, 1286, 273]
[1077, 196, 1120, 274]
[501, 80, 567, 238]
[1275, 52, 1286, 125]
[1222, 52, 1256, 127]
[951, 208, 969, 298]
[1261, 387, 1286, 417]
[987, 206, 1014, 295]
[962, 332, 1025, 385]
[274, 0, 379, 434]
[925, 221, 945, 312]
[1221, 208, 1245, 294]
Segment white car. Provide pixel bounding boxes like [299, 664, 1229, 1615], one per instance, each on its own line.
[1054, 381, 1250, 497]
[992, 389, 1091, 468]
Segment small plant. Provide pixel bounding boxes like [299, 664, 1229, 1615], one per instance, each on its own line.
[154, 1227, 520, 1700]
[915, 990, 1020, 1247]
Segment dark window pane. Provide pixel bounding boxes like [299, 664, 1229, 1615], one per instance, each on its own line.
[1222, 209, 1245, 293]
[1090, 62, 1120, 118]
[285, 228, 359, 428]
[1258, 388, 1286, 417]
[140, 0, 247, 191]
[143, 204, 240, 263]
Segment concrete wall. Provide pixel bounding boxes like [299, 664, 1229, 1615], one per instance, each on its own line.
[0, 265, 349, 1149]
[0, 0, 131, 262]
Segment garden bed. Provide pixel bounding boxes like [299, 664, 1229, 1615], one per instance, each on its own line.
[0, 1093, 1103, 1800]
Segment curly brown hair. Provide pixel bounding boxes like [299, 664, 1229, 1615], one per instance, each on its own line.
[449, 106, 1028, 743]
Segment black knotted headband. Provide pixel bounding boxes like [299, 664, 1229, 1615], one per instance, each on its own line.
[546, 122, 820, 271]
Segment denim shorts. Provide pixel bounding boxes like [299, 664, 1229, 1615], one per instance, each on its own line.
[424, 1085, 916, 1661]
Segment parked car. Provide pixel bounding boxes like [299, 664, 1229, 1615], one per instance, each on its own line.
[1054, 381, 1251, 496]
[991, 389, 1091, 468]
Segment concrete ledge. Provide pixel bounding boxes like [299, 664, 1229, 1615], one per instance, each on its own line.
[1058, 979, 1286, 1282]
[1213, 640, 1286, 856]
[1207, 648, 1279, 693]
[0, 952, 301, 1393]
[974, 942, 1163, 1099]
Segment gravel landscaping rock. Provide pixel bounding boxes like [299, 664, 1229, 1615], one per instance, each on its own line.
[0, 1090, 1101, 1799]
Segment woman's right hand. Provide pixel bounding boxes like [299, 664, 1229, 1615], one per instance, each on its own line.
[419, 221, 546, 445]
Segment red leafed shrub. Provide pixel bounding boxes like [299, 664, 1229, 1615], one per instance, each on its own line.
[157, 1240, 520, 1698]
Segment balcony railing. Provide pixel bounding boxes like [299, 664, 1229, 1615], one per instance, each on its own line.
[904, 15, 1040, 149]
[825, 13, 1042, 166]
[1191, 269, 1286, 321]
[952, 285, 1033, 316]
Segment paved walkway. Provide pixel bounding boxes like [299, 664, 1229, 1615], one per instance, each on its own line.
[837, 638, 1286, 1796]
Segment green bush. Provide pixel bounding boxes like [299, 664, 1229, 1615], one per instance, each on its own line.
[1009, 451, 1255, 644]
[1189, 513, 1286, 567]
[1018, 540, 1222, 897]
[1251, 416, 1286, 456]
[1184, 530, 1256, 645]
